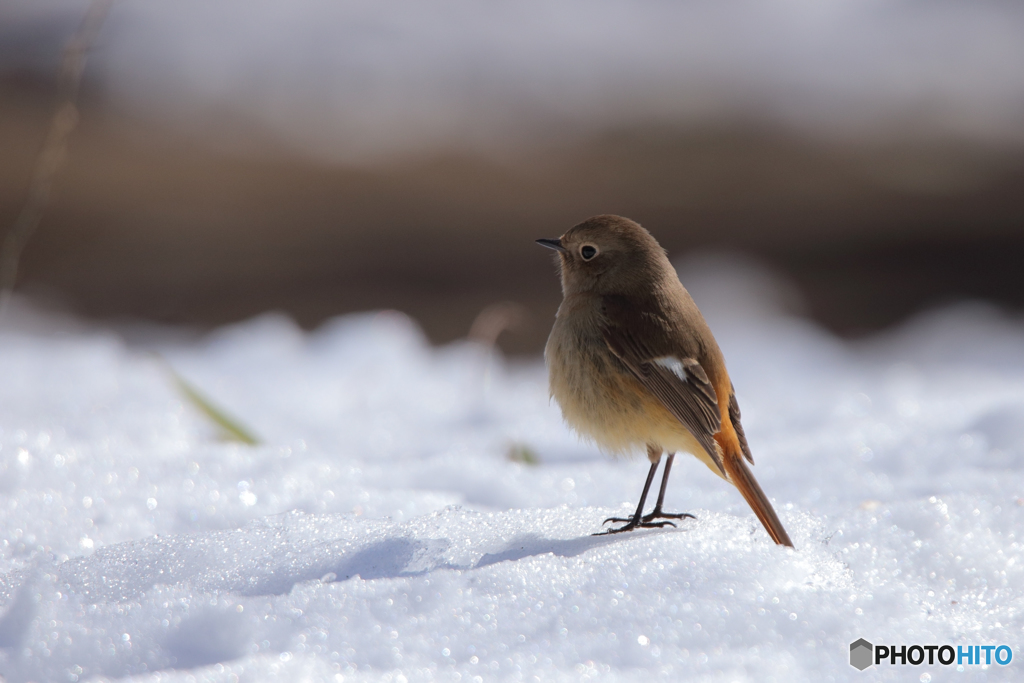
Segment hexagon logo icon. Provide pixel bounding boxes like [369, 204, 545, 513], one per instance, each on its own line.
[849, 638, 874, 670]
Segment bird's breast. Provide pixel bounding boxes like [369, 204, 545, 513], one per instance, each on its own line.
[544, 299, 704, 459]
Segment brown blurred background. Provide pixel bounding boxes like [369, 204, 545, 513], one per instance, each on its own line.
[3, 1, 1024, 354]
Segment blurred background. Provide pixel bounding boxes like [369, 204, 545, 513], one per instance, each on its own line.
[2, 0, 1023, 354]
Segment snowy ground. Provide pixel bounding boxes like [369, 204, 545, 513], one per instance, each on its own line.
[0, 260, 1021, 682]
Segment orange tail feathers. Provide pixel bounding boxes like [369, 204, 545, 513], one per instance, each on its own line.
[720, 446, 794, 547]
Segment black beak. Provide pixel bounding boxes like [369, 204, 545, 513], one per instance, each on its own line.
[535, 238, 567, 253]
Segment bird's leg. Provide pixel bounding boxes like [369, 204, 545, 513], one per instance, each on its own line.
[641, 453, 695, 523]
[598, 455, 677, 534]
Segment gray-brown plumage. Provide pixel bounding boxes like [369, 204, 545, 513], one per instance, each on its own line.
[537, 214, 793, 546]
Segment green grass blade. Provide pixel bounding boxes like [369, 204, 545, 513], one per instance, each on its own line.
[168, 367, 261, 445]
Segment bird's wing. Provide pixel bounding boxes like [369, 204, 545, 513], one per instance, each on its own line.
[729, 386, 754, 464]
[600, 304, 724, 475]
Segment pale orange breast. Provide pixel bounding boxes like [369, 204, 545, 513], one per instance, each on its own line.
[545, 306, 722, 475]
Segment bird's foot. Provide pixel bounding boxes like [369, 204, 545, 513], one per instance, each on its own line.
[640, 508, 695, 524]
[594, 515, 679, 535]
[594, 508, 695, 535]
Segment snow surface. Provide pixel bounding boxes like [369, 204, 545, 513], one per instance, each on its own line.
[0, 259, 1022, 682]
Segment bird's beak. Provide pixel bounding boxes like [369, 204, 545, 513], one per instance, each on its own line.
[535, 238, 567, 253]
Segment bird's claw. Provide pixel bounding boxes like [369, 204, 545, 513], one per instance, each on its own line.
[593, 518, 678, 535]
[602, 510, 695, 526]
[642, 510, 695, 523]
[602, 515, 632, 525]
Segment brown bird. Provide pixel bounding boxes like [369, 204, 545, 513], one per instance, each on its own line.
[537, 215, 793, 546]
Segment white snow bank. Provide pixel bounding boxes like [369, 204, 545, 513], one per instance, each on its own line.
[0, 259, 1022, 681]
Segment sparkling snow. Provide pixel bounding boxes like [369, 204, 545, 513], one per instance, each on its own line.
[0, 259, 1021, 682]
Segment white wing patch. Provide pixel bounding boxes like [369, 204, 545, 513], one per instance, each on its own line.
[653, 356, 687, 382]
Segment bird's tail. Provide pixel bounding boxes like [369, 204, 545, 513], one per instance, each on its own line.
[721, 450, 793, 547]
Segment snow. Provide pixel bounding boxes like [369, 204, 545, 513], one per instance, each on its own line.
[0, 258, 1022, 682]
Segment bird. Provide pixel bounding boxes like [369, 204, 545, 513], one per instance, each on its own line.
[537, 214, 793, 546]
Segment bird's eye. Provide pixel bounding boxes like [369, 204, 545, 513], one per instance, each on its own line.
[580, 244, 598, 260]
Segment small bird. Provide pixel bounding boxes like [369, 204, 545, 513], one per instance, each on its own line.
[537, 215, 793, 546]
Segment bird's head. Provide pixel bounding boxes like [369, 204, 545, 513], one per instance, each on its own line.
[536, 215, 671, 296]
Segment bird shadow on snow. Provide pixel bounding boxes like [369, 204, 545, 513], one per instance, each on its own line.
[240, 532, 635, 592]
[474, 532, 626, 569]
[265, 537, 445, 592]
